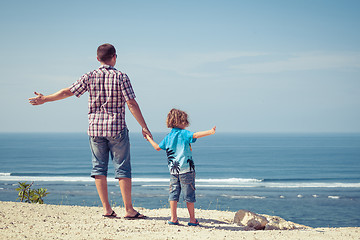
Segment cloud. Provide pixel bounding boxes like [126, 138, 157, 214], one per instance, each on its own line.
[123, 51, 268, 78]
[122, 51, 360, 79]
[229, 52, 360, 74]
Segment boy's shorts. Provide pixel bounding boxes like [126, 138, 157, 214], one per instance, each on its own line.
[169, 171, 196, 203]
[89, 128, 131, 179]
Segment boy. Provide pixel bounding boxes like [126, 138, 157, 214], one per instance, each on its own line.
[146, 108, 216, 226]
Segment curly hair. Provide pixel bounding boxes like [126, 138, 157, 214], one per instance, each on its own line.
[166, 109, 190, 129]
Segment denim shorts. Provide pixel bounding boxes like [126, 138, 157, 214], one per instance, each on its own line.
[169, 171, 196, 203]
[89, 128, 131, 179]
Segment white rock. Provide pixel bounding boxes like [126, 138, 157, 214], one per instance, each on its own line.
[234, 210, 311, 231]
[234, 210, 268, 230]
[263, 214, 311, 230]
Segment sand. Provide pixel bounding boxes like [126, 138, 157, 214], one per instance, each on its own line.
[0, 201, 359, 240]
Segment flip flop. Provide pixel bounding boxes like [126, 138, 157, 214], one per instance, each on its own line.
[168, 220, 179, 225]
[124, 212, 147, 220]
[102, 210, 117, 218]
[188, 220, 199, 226]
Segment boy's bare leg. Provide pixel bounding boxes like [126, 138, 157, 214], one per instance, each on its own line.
[118, 178, 144, 217]
[187, 202, 196, 223]
[170, 200, 178, 222]
[94, 175, 113, 215]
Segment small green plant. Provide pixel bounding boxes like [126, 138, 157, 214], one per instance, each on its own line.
[15, 181, 50, 204]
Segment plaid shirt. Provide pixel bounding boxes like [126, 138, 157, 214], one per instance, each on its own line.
[69, 65, 136, 136]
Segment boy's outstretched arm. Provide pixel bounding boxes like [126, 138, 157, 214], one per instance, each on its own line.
[29, 88, 74, 105]
[146, 135, 162, 151]
[193, 126, 216, 139]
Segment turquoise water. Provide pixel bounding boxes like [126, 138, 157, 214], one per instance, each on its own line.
[0, 132, 359, 227]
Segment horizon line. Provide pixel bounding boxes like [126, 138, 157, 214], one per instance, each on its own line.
[1, 131, 360, 134]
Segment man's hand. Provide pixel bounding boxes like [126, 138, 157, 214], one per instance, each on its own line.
[28, 88, 73, 106]
[29, 92, 46, 105]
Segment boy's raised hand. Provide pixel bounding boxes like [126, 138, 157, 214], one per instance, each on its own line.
[193, 126, 216, 139]
[211, 126, 216, 134]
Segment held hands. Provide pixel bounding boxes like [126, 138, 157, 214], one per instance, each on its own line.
[145, 133, 161, 151]
[142, 127, 152, 140]
[145, 134, 152, 141]
[29, 92, 45, 105]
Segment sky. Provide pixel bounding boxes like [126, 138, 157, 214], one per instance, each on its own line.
[0, 0, 359, 133]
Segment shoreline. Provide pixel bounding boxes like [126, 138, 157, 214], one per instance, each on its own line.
[0, 201, 359, 240]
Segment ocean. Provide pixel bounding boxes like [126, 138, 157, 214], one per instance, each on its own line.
[0, 132, 359, 228]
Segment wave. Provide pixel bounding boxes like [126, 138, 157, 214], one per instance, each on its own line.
[222, 194, 345, 200]
[1, 174, 359, 188]
[197, 178, 262, 183]
[0, 175, 260, 184]
[263, 177, 360, 182]
[265, 182, 360, 188]
[9, 175, 354, 184]
[0, 174, 261, 183]
[0, 175, 94, 182]
[221, 194, 266, 199]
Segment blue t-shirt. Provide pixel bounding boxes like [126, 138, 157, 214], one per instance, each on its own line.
[159, 128, 197, 175]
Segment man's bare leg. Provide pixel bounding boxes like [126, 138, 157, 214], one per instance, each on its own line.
[94, 175, 114, 216]
[118, 178, 144, 217]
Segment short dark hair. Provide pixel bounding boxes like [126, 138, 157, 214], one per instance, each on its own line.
[97, 44, 116, 63]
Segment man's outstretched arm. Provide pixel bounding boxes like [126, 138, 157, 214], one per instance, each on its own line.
[29, 88, 74, 105]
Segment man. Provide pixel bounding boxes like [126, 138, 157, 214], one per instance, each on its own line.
[29, 43, 151, 219]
